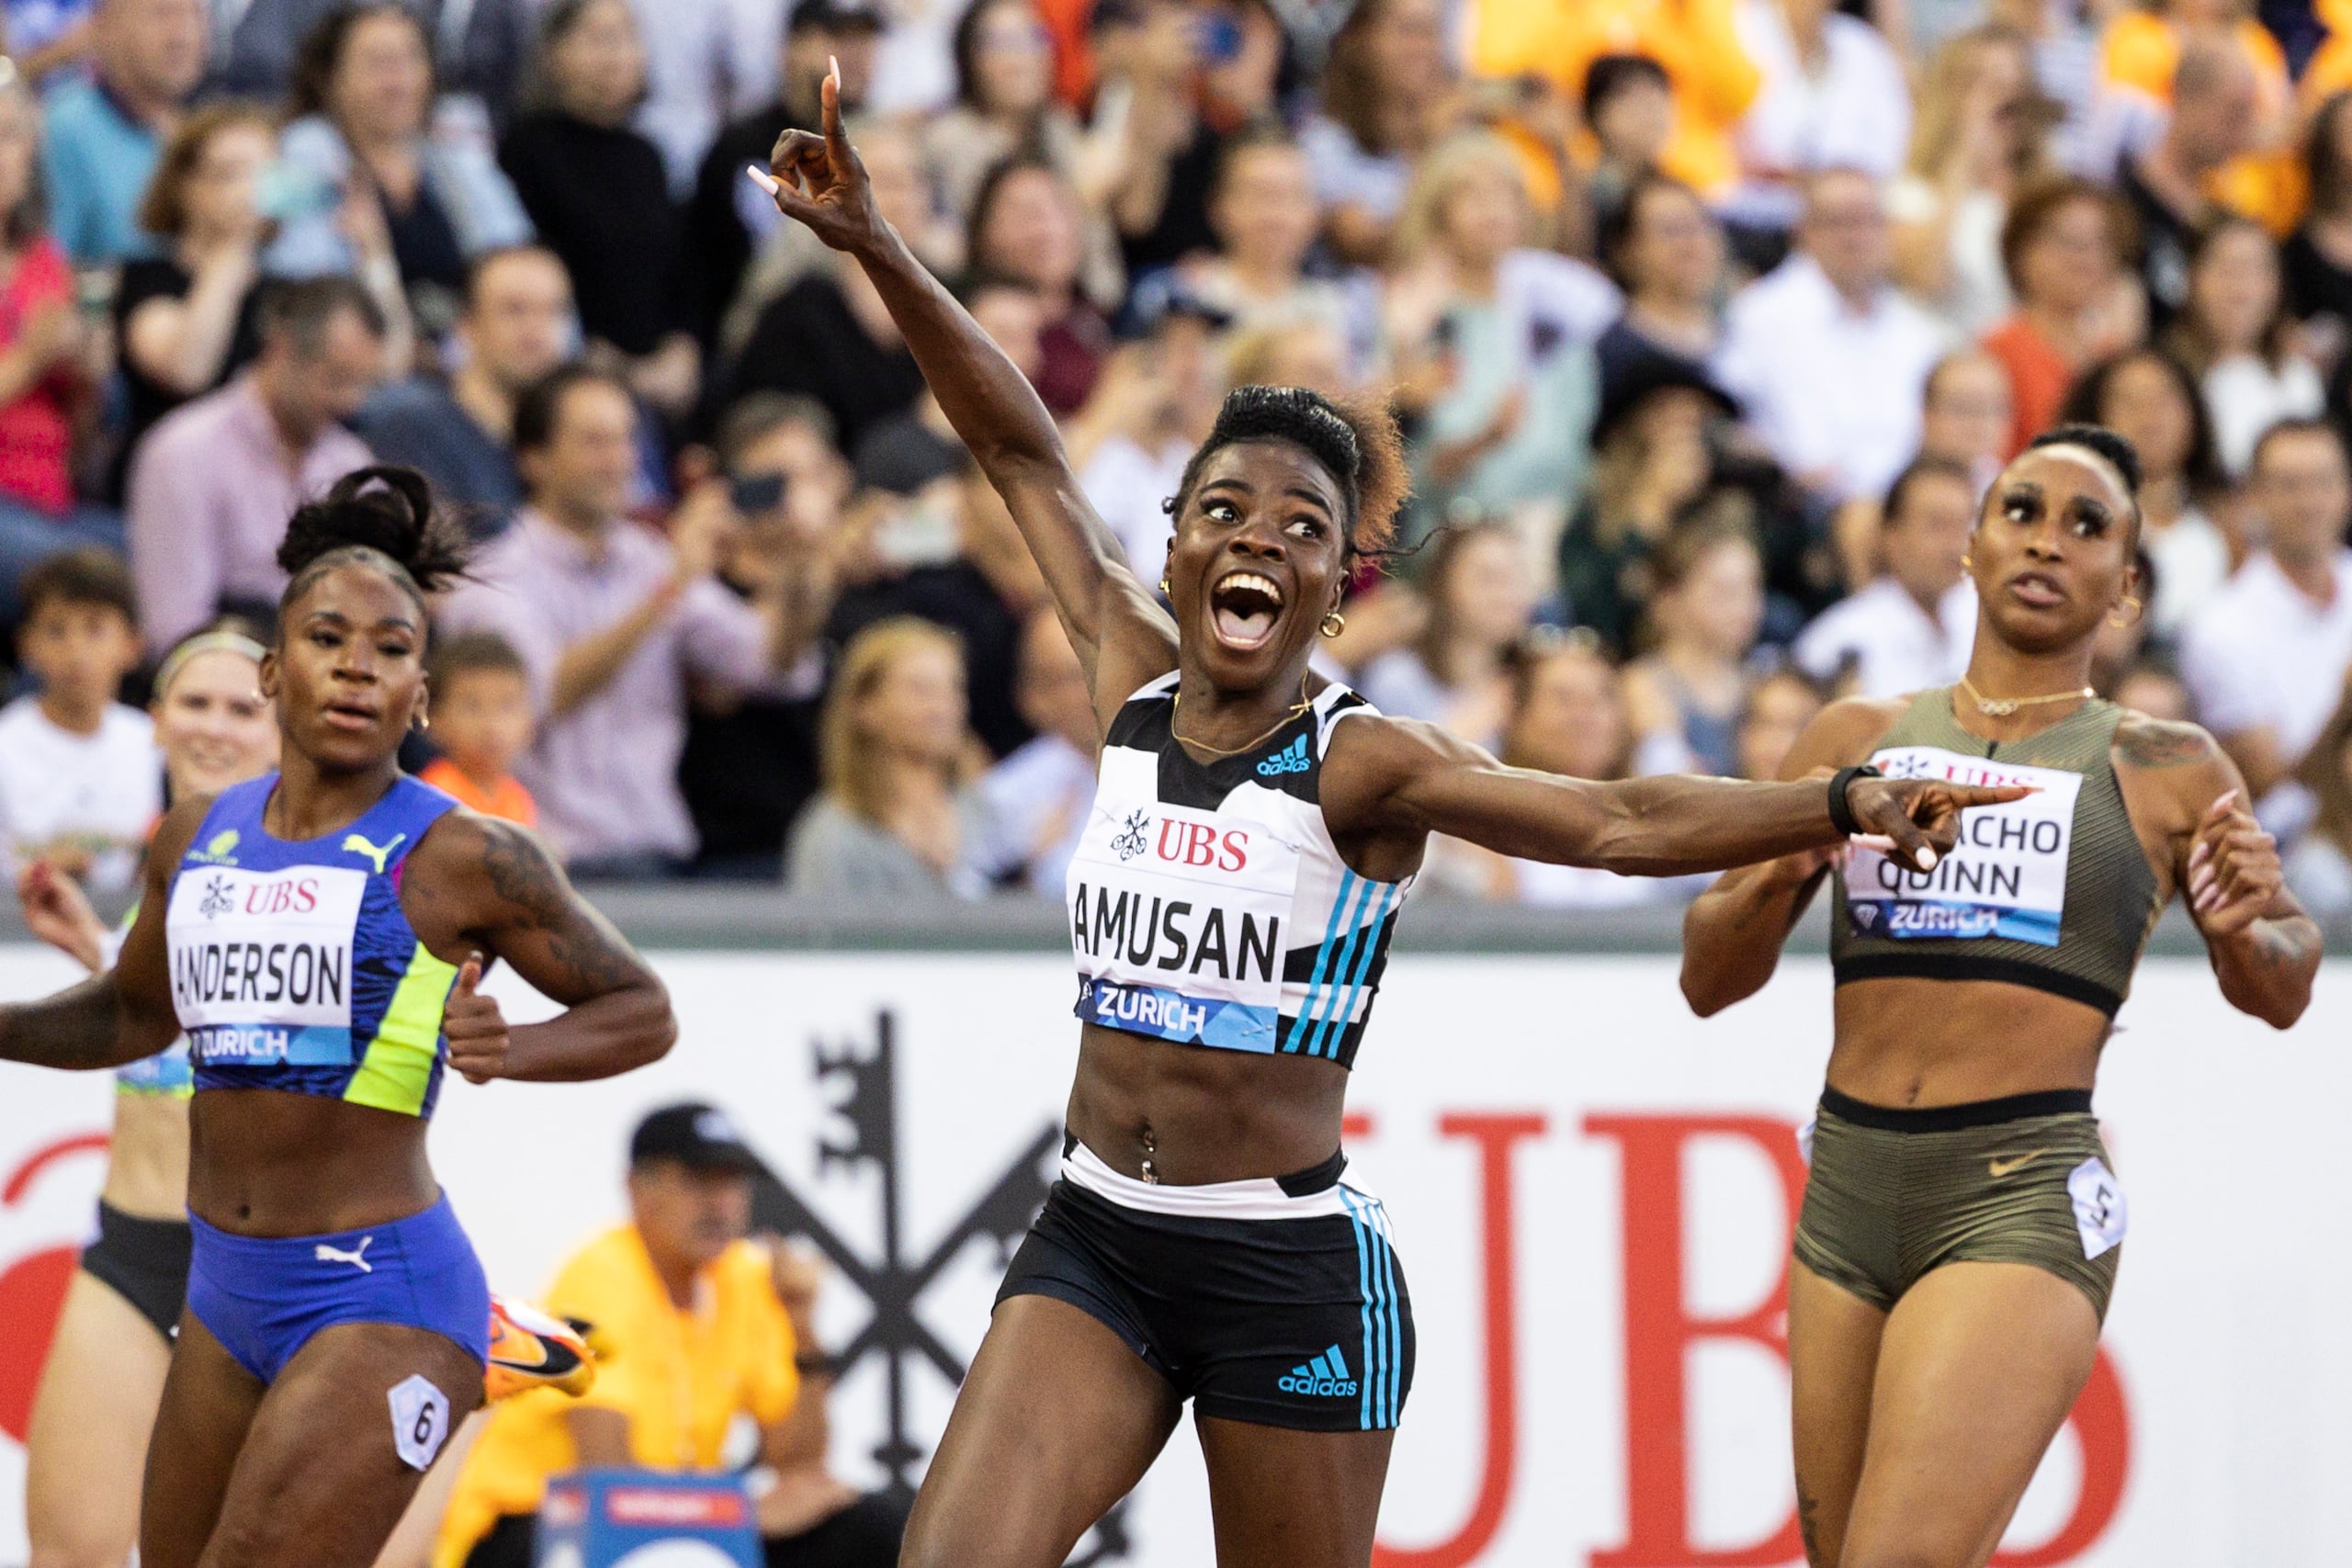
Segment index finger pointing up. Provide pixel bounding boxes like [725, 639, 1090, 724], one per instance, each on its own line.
[823, 54, 845, 152]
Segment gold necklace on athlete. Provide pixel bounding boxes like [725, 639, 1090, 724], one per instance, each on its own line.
[1959, 674, 2095, 718]
[1171, 677, 1313, 758]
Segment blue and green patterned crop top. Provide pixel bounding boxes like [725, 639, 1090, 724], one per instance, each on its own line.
[164, 773, 462, 1117]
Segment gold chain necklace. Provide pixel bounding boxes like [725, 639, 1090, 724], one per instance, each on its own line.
[1171, 677, 1313, 758]
[1959, 674, 2095, 718]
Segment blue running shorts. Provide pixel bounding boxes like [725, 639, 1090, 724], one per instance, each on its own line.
[187, 1191, 491, 1383]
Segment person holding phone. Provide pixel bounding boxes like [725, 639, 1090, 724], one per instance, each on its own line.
[677, 394, 855, 879]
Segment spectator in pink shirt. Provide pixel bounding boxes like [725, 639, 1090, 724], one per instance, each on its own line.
[124, 276, 382, 650]
[0, 64, 117, 625]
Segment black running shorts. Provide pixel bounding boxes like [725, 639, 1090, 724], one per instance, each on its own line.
[80, 1200, 192, 1341]
[996, 1142, 1414, 1432]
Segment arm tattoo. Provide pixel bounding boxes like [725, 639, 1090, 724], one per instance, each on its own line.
[2239, 918, 2318, 975]
[1798, 1486, 1827, 1568]
[479, 824, 645, 995]
[2113, 718, 2219, 770]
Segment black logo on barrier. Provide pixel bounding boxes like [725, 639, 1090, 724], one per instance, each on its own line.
[753, 1010, 1136, 1563]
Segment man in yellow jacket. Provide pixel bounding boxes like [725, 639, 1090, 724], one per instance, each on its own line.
[1466, 0, 1761, 197]
[435, 1105, 803, 1568]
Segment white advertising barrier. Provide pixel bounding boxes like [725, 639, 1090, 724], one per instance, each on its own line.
[3, 949, 2351, 1567]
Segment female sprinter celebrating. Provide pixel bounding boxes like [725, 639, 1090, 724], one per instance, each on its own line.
[1682, 424, 2321, 1568]
[752, 73, 2022, 1568]
[0, 468, 676, 1568]
[18, 623, 277, 1568]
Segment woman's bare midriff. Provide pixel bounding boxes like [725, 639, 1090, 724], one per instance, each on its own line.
[186, 1090, 440, 1235]
[1065, 1022, 1351, 1186]
[1826, 976, 2110, 1107]
[99, 1092, 192, 1219]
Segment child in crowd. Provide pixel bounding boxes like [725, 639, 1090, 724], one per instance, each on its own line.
[1583, 53, 1677, 239]
[420, 630, 540, 829]
[0, 548, 157, 893]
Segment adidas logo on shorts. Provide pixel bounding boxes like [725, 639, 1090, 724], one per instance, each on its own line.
[1278, 1345, 1359, 1397]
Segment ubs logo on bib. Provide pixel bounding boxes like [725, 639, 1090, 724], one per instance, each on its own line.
[198, 875, 234, 919]
[1111, 810, 1149, 862]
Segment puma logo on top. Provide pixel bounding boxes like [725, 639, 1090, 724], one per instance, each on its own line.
[341, 832, 406, 874]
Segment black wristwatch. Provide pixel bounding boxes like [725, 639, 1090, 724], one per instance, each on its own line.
[1826, 765, 1883, 837]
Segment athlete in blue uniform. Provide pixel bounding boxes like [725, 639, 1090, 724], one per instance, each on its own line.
[752, 73, 2030, 1568]
[0, 468, 677, 1568]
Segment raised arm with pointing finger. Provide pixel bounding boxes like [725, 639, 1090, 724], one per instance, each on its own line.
[747, 71, 2032, 885]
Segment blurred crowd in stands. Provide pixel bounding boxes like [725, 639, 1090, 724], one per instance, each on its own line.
[6, 0, 2352, 916]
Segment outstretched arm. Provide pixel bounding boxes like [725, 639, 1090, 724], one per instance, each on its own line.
[1680, 699, 1902, 1016]
[752, 67, 1172, 704]
[1324, 708, 2021, 884]
[409, 816, 675, 1084]
[0, 803, 198, 1070]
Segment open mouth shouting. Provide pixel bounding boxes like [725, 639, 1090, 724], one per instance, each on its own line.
[1209, 570, 1286, 652]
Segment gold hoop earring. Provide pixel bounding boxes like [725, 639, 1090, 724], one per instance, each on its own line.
[2108, 594, 2143, 629]
[1319, 610, 1346, 638]
[1158, 574, 1170, 597]
[1961, 554, 1973, 570]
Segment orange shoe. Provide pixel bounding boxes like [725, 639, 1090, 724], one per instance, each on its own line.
[485, 1293, 598, 1402]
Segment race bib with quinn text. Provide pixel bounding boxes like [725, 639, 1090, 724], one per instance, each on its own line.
[1845, 747, 2084, 948]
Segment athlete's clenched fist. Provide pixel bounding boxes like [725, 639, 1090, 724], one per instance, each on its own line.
[446, 952, 509, 1084]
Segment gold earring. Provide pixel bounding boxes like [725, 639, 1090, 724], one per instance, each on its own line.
[1961, 554, 1973, 570]
[1320, 610, 1346, 638]
[413, 710, 431, 733]
[2108, 594, 2143, 629]
[1159, 573, 1170, 596]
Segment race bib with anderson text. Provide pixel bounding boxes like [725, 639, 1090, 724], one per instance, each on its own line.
[165, 864, 367, 1065]
[1844, 746, 2084, 947]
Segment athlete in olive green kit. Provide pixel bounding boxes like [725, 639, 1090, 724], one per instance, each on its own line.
[1683, 423, 2322, 1568]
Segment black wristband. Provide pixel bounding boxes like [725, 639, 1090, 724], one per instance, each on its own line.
[1826, 765, 1883, 838]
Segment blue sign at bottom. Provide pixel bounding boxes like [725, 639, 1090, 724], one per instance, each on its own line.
[535, 1469, 762, 1568]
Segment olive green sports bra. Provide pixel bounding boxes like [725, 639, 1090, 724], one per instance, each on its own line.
[1830, 690, 2163, 1017]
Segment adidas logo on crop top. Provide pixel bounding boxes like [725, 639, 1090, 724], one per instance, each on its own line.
[164, 773, 464, 1118]
[1066, 672, 1413, 1068]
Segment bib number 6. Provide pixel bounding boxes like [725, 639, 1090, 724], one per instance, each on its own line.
[388, 1373, 453, 1471]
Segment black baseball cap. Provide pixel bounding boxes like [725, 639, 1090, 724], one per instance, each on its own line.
[1591, 355, 1740, 448]
[629, 1102, 769, 1177]
[790, 0, 887, 33]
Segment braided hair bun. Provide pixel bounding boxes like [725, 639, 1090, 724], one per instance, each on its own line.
[277, 466, 473, 615]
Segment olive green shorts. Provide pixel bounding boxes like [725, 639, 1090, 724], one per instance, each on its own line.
[1793, 1087, 2124, 1323]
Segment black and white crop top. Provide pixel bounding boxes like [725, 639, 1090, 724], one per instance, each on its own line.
[1065, 673, 1413, 1070]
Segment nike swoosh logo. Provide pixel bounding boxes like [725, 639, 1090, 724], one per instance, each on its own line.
[1988, 1151, 2048, 1178]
